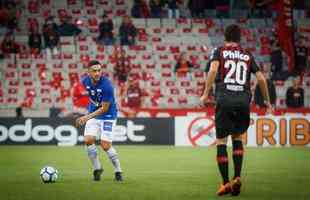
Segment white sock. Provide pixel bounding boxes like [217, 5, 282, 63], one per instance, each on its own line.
[86, 144, 102, 170]
[106, 147, 122, 172]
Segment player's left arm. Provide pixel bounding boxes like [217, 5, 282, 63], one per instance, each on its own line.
[200, 60, 219, 105]
[75, 101, 110, 127]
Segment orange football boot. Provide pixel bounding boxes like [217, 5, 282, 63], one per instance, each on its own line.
[216, 182, 232, 196]
[231, 177, 242, 196]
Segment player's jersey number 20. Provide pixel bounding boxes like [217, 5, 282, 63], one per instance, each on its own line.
[224, 60, 247, 85]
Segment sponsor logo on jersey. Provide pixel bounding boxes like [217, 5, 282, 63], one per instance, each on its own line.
[223, 50, 250, 61]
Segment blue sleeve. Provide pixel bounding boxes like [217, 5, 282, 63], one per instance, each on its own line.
[81, 76, 87, 87]
[100, 80, 114, 103]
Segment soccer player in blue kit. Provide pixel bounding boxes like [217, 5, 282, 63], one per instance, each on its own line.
[76, 60, 123, 181]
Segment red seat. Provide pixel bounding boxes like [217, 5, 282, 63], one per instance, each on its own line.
[116, 9, 126, 16]
[194, 71, 204, 79]
[170, 88, 180, 95]
[165, 80, 175, 87]
[178, 96, 188, 105]
[41, 88, 51, 95]
[161, 63, 172, 69]
[170, 46, 180, 53]
[5, 71, 17, 79]
[27, 18, 39, 33]
[98, 0, 109, 5]
[85, 0, 94, 7]
[166, 28, 176, 34]
[161, 71, 172, 78]
[95, 54, 105, 60]
[156, 45, 167, 51]
[180, 80, 190, 87]
[87, 9, 96, 15]
[79, 45, 89, 52]
[153, 28, 162, 34]
[151, 80, 160, 87]
[8, 88, 18, 95]
[9, 80, 19, 86]
[185, 88, 196, 95]
[97, 45, 105, 53]
[67, 0, 77, 5]
[7, 97, 18, 104]
[145, 64, 155, 69]
[8, 63, 17, 69]
[24, 80, 34, 86]
[116, 0, 125, 5]
[28, 0, 39, 14]
[25, 88, 36, 97]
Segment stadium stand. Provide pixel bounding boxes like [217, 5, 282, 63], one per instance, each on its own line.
[0, 0, 309, 117]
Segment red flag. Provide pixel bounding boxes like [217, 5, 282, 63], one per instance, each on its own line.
[271, 0, 295, 72]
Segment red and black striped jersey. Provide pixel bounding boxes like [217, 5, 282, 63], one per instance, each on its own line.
[209, 44, 260, 96]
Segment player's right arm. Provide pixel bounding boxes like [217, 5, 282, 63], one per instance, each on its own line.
[75, 79, 113, 127]
[255, 71, 274, 114]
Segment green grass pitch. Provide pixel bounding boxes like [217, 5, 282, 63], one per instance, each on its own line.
[0, 146, 309, 200]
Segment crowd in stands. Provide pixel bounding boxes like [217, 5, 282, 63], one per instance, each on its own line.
[0, 0, 309, 116]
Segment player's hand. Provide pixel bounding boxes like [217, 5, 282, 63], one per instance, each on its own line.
[75, 116, 88, 127]
[265, 102, 274, 115]
[200, 94, 213, 107]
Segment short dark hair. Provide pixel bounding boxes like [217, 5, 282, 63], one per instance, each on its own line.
[224, 24, 241, 43]
[88, 60, 101, 68]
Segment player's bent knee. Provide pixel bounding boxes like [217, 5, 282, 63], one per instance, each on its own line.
[217, 137, 228, 145]
[100, 140, 112, 151]
[84, 136, 96, 145]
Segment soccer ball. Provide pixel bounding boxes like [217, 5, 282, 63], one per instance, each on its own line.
[40, 166, 58, 183]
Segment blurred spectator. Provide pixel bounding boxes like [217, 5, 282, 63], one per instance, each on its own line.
[188, 0, 206, 18]
[43, 17, 60, 56]
[28, 29, 42, 54]
[125, 78, 144, 109]
[174, 52, 193, 78]
[166, 0, 181, 18]
[254, 71, 277, 107]
[286, 76, 304, 108]
[0, 4, 9, 34]
[295, 36, 308, 73]
[178, 0, 190, 18]
[270, 38, 283, 79]
[58, 16, 81, 36]
[42, 16, 58, 34]
[1, 33, 20, 54]
[28, 0, 39, 14]
[119, 78, 145, 117]
[216, 0, 230, 18]
[71, 81, 89, 115]
[113, 49, 131, 84]
[119, 16, 137, 46]
[6, 2, 19, 30]
[150, 0, 164, 18]
[248, 0, 272, 18]
[97, 14, 114, 46]
[131, 0, 151, 18]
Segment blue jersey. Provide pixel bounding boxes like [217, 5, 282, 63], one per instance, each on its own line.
[81, 75, 117, 120]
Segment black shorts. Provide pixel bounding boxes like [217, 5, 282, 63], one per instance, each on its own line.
[215, 103, 250, 139]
